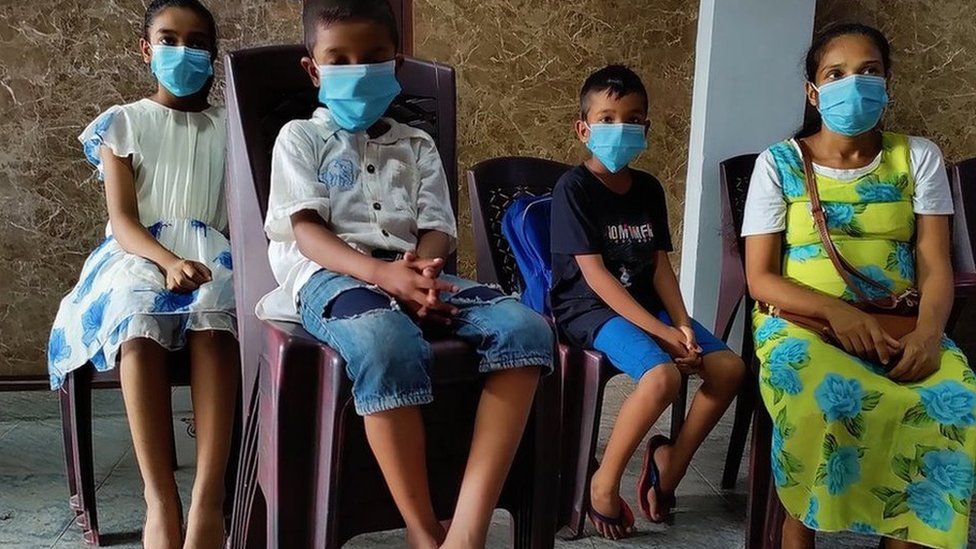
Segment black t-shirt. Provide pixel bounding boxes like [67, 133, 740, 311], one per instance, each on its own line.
[550, 165, 674, 347]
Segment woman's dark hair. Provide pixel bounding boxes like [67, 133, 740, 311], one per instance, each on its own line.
[302, 0, 399, 53]
[795, 23, 891, 138]
[143, 0, 218, 50]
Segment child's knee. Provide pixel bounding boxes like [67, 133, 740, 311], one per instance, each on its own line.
[704, 352, 748, 389]
[636, 362, 681, 401]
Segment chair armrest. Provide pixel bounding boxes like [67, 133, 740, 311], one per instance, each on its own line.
[954, 272, 976, 298]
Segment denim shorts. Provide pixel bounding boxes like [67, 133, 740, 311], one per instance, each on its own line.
[298, 269, 554, 415]
[592, 311, 730, 381]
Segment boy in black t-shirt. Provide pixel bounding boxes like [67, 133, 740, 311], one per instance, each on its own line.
[550, 65, 746, 538]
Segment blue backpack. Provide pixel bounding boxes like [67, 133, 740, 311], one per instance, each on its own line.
[501, 195, 553, 315]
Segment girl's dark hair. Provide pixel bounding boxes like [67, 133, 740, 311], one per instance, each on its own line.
[143, 0, 218, 49]
[795, 23, 891, 138]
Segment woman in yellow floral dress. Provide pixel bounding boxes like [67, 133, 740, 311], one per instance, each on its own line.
[743, 24, 974, 549]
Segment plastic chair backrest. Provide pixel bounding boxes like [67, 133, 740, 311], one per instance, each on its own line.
[467, 157, 572, 293]
[224, 45, 457, 382]
[717, 153, 758, 339]
[950, 158, 976, 274]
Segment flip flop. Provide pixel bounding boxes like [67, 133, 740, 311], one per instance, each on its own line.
[637, 434, 676, 524]
[587, 496, 635, 539]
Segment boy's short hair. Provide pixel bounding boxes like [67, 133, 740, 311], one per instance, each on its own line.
[579, 65, 648, 119]
[302, 0, 399, 53]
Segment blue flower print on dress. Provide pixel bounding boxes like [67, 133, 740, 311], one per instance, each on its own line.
[886, 242, 915, 282]
[151, 290, 198, 313]
[815, 374, 863, 421]
[190, 219, 209, 234]
[824, 202, 856, 228]
[81, 292, 112, 348]
[769, 362, 802, 395]
[906, 480, 953, 531]
[768, 337, 810, 368]
[90, 349, 108, 371]
[109, 316, 133, 346]
[83, 111, 116, 171]
[918, 381, 976, 427]
[769, 142, 806, 198]
[787, 244, 825, 263]
[214, 251, 233, 270]
[771, 453, 788, 487]
[849, 522, 876, 535]
[922, 450, 974, 499]
[148, 222, 166, 240]
[48, 328, 72, 365]
[320, 157, 357, 190]
[825, 446, 861, 495]
[73, 251, 115, 304]
[856, 181, 902, 203]
[845, 265, 895, 302]
[756, 317, 787, 346]
[803, 495, 820, 529]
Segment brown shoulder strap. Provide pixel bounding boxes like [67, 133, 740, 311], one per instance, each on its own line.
[796, 139, 900, 309]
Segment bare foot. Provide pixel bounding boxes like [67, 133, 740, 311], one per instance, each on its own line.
[405, 522, 446, 549]
[143, 498, 182, 549]
[183, 502, 224, 549]
[589, 467, 631, 539]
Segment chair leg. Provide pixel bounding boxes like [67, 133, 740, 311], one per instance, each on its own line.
[745, 400, 774, 549]
[60, 380, 79, 511]
[512, 372, 559, 549]
[261, 348, 342, 548]
[63, 369, 100, 546]
[564, 359, 609, 539]
[170, 426, 179, 472]
[670, 374, 689, 441]
[721, 380, 755, 490]
[231, 376, 263, 549]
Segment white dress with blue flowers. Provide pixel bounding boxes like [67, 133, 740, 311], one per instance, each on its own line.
[48, 99, 236, 389]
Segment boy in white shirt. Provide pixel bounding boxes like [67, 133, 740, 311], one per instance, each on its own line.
[257, 1, 553, 547]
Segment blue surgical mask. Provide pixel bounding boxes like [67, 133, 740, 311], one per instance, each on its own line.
[318, 61, 402, 132]
[150, 45, 213, 98]
[585, 123, 647, 173]
[813, 75, 889, 136]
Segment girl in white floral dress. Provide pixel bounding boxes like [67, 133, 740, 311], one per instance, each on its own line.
[48, 1, 236, 547]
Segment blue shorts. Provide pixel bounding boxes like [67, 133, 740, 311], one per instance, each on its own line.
[592, 312, 729, 381]
[298, 269, 554, 415]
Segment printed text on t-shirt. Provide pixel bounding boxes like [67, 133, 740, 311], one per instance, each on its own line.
[606, 223, 655, 243]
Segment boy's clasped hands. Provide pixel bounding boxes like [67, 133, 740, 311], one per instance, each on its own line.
[370, 251, 459, 325]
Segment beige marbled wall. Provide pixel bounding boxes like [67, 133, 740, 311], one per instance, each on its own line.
[0, 1, 301, 377]
[816, 0, 976, 161]
[1, 0, 698, 377]
[413, 0, 699, 277]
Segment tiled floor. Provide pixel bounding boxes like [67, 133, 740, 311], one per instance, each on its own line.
[0, 378, 971, 548]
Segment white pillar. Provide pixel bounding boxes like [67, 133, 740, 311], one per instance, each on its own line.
[680, 0, 816, 327]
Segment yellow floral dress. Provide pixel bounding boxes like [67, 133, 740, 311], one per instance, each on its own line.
[753, 132, 975, 549]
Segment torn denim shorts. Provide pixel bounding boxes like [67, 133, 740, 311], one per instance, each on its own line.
[298, 269, 554, 415]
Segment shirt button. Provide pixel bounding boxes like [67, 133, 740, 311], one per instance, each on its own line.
[373, 202, 382, 211]
[367, 164, 376, 174]
[381, 229, 389, 237]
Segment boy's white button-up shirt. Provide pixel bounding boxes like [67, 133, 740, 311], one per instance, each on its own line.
[256, 108, 457, 322]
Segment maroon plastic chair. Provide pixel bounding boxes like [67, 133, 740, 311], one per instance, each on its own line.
[60, 306, 240, 542]
[725, 154, 976, 549]
[466, 156, 751, 538]
[223, 46, 559, 548]
[59, 358, 181, 545]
